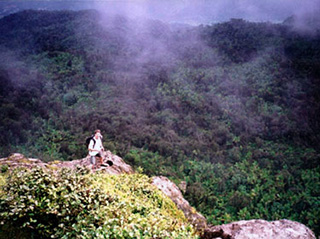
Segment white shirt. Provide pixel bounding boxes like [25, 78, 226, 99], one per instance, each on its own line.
[88, 137, 104, 156]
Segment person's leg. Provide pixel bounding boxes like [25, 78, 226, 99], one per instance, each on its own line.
[97, 156, 103, 167]
[90, 155, 96, 169]
[96, 153, 103, 167]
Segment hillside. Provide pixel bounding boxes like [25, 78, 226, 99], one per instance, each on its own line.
[0, 153, 198, 238]
[0, 10, 319, 236]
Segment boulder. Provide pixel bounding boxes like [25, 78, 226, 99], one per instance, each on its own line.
[95, 150, 134, 174]
[152, 176, 207, 231]
[203, 219, 316, 239]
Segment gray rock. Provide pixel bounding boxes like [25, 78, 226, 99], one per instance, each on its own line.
[203, 219, 316, 239]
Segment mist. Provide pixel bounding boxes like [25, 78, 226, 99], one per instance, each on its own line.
[1, 0, 320, 25]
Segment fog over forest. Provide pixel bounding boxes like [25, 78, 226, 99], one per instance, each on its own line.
[1, 0, 320, 24]
[0, 0, 320, 238]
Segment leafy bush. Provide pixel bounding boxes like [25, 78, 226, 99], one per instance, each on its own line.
[0, 167, 197, 239]
[0, 164, 8, 173]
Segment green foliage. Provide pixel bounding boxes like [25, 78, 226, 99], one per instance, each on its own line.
[124, 149, 177, 177]
[0, 9, 320, 237]
[0, 167, 197, 238]
[1, 10, 320, 162]
[0, 165, 8, 173]
[0, 174, 5, 194]
[182, 145, 320, 235]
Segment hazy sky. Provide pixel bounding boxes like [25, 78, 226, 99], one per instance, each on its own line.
[92, 0, 320, 24]
[0, 0, 319, 24]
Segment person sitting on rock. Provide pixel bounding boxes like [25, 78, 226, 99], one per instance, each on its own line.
[88, 129, 104, 169]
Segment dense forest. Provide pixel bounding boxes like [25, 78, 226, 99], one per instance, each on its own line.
[0, 10, 319, 236]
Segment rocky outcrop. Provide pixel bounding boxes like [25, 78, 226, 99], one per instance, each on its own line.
[56, 150, 134, 175]
[0, 153, 48, 169]
[1, 153, 317, 239]
[1, 153, 205, 232]
[203, 219, 316, 239]
[0, 151, 134, 175]
[152, 176, 207, 231]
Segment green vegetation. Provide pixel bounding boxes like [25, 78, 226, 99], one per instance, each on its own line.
[126, 142, 320, 234]
[0, 10, 319, 236]
[0, 167, 197, 238]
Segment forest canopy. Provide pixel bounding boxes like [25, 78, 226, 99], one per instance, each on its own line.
[0, 10, 319, 236]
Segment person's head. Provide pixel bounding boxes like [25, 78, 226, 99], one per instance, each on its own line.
[94, 129, 102, 139]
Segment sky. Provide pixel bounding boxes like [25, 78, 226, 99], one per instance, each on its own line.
[0, 0, 319, 24]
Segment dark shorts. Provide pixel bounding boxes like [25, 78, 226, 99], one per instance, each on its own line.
[90, 153, 102, 164]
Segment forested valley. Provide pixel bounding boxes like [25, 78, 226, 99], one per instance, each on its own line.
[0, 10, 319, 236]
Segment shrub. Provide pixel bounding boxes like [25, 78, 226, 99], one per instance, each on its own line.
[0, 164, 8, 173]
[0, 166, 197, 239]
